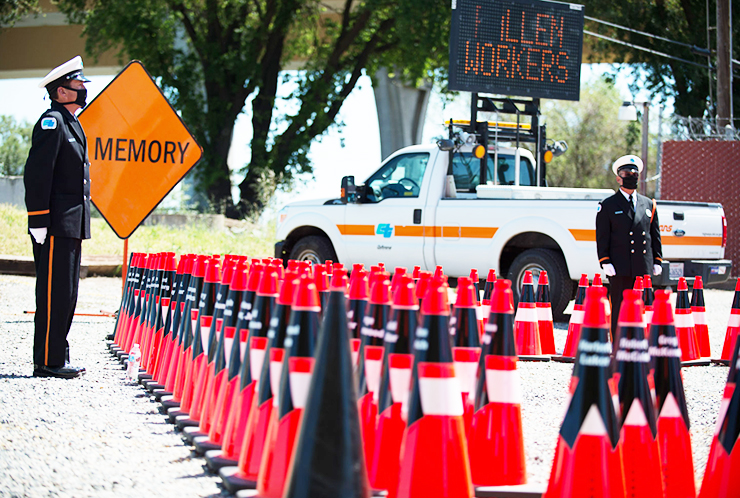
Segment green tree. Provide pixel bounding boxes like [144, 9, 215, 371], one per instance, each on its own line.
[543, 77, 643, 190]
[0, 115, 32, 176]
[0, 0, 39, 27]
[57, 0, 449, 217]
[583, 0, 739, 120]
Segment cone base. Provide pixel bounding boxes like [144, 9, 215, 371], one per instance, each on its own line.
[116, 350, 128, 361]
[204, 449, 237, 473]
[474, 484, 546, 497]
[681, 358, 711, 367]
[518, 355, 550, 362]
[108, 343, 120, 351]
[154, 390, 175, 403]
[175, 415, 200, 430]
[711, 358, 730, 366]
[143, 380, 165, 392]
[220, 466, 257, 494]
[550, 355, 575, 363]
[137, 372, 153, 382]
[182, 426, 207, 444]
[193, 435, 221, 455]
[166, 408, 188, 424]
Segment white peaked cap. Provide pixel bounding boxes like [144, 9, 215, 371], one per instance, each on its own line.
[38, 56, 90, 89]
[612, 155, 644, 176]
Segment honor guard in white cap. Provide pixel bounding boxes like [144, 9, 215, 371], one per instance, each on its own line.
[596, 154, 663, 336]
[23, 56, 92, 378]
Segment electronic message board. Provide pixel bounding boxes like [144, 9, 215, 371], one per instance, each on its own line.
[449, 0, 584, 101]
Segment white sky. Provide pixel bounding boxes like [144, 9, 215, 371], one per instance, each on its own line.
[0, 63, 667, 221]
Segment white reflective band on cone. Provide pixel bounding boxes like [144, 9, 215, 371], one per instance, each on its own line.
[514, 305, 538, 323]
[250, 345, 266, 384]
[728, 314, 740, 328]
[570, 309, 584, 324]
[537, 306, 553, 321]
[289, 370, 313, 409]
[674, 313, 695, 328]
[418, 376, 464, 416]
[389, 367, 412, 405]
[485, 368, 522, 404]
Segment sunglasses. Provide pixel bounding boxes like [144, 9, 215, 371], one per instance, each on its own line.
[618, 169, 639, 178]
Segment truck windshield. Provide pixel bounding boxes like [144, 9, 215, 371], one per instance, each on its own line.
[365, 152, 429, 203]
[451, 152, 535, 190]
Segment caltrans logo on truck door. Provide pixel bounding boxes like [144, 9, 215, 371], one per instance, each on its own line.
[376, 223, 394, 238]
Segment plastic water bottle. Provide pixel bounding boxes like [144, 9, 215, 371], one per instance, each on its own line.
[126, 344, 141, 381]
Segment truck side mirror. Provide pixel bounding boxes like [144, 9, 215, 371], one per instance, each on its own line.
[341, 176, 357, 204]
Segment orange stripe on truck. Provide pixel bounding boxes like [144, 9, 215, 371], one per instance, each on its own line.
[662, 236, 723, 246]
[569, 229, 596, 241]
[336, 224, 375, 236]
[394, 226, 425, 237]
[461, 226, 497, 238]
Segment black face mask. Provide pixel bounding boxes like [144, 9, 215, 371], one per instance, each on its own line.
[621, 175, 639, 190]
[60, 86, 87, 107]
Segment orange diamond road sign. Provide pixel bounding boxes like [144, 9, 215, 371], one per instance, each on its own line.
[80, 60, 203, 238]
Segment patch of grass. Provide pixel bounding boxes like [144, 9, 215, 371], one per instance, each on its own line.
[0, 203, 274, 258]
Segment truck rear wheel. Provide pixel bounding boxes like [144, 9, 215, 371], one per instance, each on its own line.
[506, 248, 573, 321]
[288, 235, 337, 265]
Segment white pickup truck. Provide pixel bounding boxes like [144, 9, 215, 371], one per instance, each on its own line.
[274, 142, 730, 318]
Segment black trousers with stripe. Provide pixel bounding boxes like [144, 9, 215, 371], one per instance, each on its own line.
[32, 235, 82, 367]
[607, 275, 636, 340]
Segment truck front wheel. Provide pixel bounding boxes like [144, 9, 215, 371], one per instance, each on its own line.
[288, 235, 337, 265]
[506, 248, 573, 321]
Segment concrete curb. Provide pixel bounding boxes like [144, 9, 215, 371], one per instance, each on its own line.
[0, 254, 122, 278]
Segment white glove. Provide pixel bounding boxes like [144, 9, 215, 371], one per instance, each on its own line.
[602, 263, 616, 277]
[30, 227, 47, 245]
[653, 264, 662, 276]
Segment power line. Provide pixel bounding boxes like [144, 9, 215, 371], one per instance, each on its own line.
[584, 30, 714, 71]
[584, 16, 708, 54]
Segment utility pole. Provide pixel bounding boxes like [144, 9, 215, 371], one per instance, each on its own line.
[716, 0, 732, 129]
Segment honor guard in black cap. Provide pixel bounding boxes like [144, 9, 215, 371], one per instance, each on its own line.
[24, 55, 92, 378]
[595, 155, 663, 337]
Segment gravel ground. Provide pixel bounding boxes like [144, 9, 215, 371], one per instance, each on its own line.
[0, 274, 734, 495]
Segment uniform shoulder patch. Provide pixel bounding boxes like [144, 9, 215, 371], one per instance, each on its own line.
[41, 117, 57, 130]
[597, 204, 602, 212]
[646, 208, 652, 217]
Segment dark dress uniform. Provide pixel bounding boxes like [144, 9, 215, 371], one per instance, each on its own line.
[24, 100, 91, 368]
[596, 190, 662, 335]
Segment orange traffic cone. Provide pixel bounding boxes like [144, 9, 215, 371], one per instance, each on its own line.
[203, 262, 265, 468]
[451, 276, 482, 440]
[556, 274, 588, 363]
[675, 277, 701, 363]
[159, 254, 208, 411]
[615, 289, 664, 498]
[545, 285, 625, 498]
[690, 277, 711, 358]
[537, 271, 556, 355]
[232, 271, 298, 480]
[649, 289, 697, 498]
[415, 271, 432, 307]
[152, 254, 195, 397]
[470, 279, 527, 487]
[358, 273, 392, 470]
[394, 278, 473, 498]
[191, 260, 258, 453]
[176, 256, 222, 430]
[515, 271, 543, 357]
[111, 252, 140, 351]
[369, 274, 417, 491]
[282, 273, 370, 498]
[643, 275, 655, 329]
[348, 268, 369, 369]
[718, 279, 740, 364]
[699, 353, 740, 497]
[248, 273, 321, 497]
